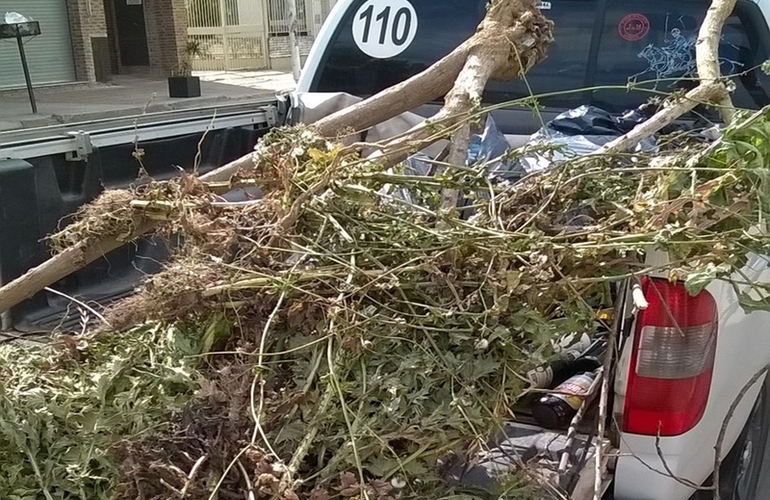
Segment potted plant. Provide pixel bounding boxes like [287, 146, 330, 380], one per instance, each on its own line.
[168, 40, 204, 98]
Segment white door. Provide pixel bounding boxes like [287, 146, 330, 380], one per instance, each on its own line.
[0, 0, 77, 88]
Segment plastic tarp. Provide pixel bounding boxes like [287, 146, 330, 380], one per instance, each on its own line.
[516, 105, 658, 174]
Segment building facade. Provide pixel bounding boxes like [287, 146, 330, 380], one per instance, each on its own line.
[187, 0, 339, 72]
[0, 0, 339, 90]
[0, 0, 189, 89]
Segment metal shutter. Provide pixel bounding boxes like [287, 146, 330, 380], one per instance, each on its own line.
[0, 0, 76, 88]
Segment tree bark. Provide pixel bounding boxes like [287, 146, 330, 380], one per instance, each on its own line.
[0, 221, 156, 318]
[697, 0, 738, 124]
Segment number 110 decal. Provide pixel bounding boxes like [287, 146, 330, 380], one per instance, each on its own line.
[352, 0, 418, 59]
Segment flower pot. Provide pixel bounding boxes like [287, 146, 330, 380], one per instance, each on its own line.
[167, 76, 201, 98]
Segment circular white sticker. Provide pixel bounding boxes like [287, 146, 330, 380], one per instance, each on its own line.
[351, 0, 418, 59]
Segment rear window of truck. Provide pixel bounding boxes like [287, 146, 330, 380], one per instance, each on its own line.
[310, 0, 770, 113]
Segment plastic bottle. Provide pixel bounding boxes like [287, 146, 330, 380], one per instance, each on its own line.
[572, 338, 608, 374]
[525, 337, 592, 389]
[531, 371, 598, 429]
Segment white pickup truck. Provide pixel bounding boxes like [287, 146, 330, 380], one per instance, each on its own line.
[291, 1, 770, 499]
[1, 1, 769, 499]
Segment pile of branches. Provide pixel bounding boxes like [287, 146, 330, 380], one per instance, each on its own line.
[1, 1, 768, 499]
[2, 107, 770, 500]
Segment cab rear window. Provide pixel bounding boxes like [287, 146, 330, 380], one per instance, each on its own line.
[590, 1, 770, 112]
[311, 0, 770, 113]
[311, 0, 488, 96]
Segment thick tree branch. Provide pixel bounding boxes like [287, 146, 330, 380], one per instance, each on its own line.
[697, 0, 738, 124]
[0, 221, 156, 317]
[594, 82, 727, 155]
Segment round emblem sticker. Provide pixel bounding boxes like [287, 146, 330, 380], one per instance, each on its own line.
[352, 0, 419, 59]
[619, 13, 650, 42]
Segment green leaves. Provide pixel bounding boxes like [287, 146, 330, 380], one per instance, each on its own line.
[201, 313, 232, 354]
[0, 323, 202, 500]
[10, 115, 770, 500]
[685, 262, 732, 296]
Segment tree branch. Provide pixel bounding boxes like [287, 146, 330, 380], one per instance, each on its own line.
[697, 0, 738, 124]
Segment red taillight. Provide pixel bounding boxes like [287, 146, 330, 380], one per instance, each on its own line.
[622, 278, 718, 436]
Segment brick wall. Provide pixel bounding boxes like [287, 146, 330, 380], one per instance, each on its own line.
[66, 0, 108, 83]
[66, 0, 188, 81]
[145, 0, 189, 76]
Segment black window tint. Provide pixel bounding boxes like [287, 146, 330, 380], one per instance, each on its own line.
[312, 0, 488, 95]
[591, 0, 770, 112]
[313, 0, 769, 114]
[312, 0, 597, 109]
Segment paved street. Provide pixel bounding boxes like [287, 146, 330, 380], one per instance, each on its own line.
[0, 70, 293, 132]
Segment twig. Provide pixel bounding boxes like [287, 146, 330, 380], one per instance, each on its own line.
[613, 414, 715, 490]
[279, 371, 336, 492]
[236, 460, 256, 500]
[159, 478, 184, 497]
[558, 367, 604, 474]
[132, 94, 157, 179]
[43, 286, 110, 326]
[654, 430, 710, 491]
[207, 446, 252, 500]
[180, 454, 208, 499]
[194, 109, 218, 175]
[712, 364, 770, 500]
[592, 280, 626, 500]
[249, 289, 285, 458]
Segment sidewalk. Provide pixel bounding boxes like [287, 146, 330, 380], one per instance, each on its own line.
[0, 70, 293, 132]
[195, 70, 297, 92]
